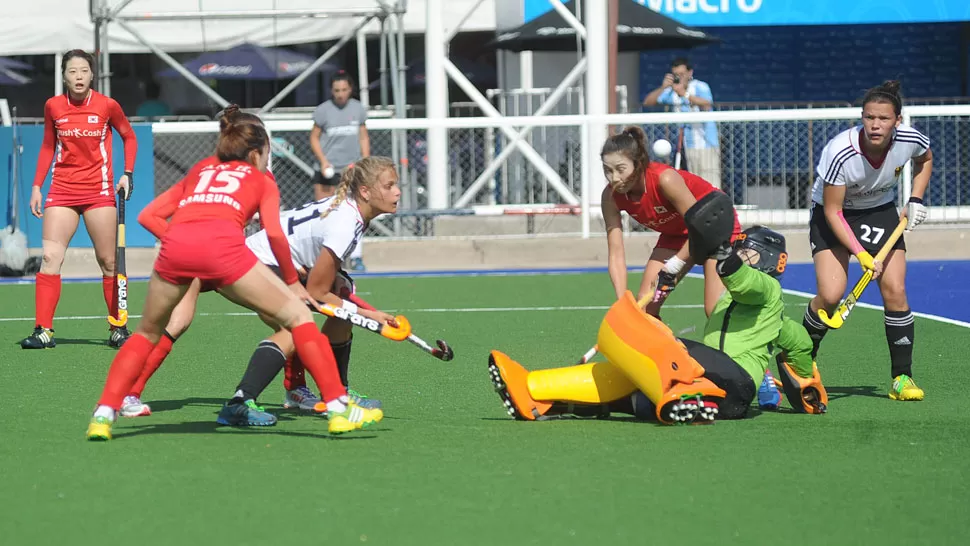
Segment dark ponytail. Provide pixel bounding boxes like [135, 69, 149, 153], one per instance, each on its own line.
[862, 80, 903, 115]
[215, 104, 269, 165]
[601, 125, 651, 178]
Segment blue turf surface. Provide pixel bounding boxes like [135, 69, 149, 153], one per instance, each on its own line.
[2, 260, 968, 324]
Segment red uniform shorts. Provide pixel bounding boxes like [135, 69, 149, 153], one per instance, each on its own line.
[45, 182, 116, 214]
[154, 221, 258, 292]
[655, 222, 744, 253]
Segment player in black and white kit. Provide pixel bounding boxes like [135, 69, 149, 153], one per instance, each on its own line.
[802, 81, 932, 402]
[121, 157, 402, 425]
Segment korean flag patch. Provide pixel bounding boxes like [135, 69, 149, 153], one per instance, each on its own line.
[88, 115, 99, 124]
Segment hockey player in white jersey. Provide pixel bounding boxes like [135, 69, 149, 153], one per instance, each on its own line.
[803, 80, 932, 402]
[121, 157, 401, 425]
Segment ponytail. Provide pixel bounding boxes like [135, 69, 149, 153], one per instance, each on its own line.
[319, 157, 397, 220]
[601, 125, 651, 179]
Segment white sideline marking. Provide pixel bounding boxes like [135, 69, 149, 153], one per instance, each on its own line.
[2, 277, 967, 329]
[0, 304, 707, 323]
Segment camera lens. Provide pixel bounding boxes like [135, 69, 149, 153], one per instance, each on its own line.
[672, 76, 680, 84]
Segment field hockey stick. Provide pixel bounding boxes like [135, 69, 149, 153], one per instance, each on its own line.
[576, 292, 655, 364]
[818, 216, 907, 329]
[674, 126, 684, 170]
[304, 298, 411, 341]
[407, 333, 455, 362]
[343, 292, 453, 361]
[108, 192, 128, 327]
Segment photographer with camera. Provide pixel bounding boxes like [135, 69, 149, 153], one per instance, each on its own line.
[642, 57, 721, 190]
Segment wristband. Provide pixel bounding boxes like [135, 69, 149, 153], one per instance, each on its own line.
[342, 300, 359, 314]
[663, 255, 687, 275]
[908, 196, 923, 204]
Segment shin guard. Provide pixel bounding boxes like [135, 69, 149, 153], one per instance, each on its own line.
[597, 292, 725, 425]
[526, 362, 637, 405]
[776, 357, 828, 414]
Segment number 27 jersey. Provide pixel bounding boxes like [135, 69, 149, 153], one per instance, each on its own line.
[247, 196, 365, 270]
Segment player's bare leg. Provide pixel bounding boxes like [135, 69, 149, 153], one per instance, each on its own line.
[123, 279, 203, 417]
[878, 249, 922, 400]
[85, 205, 128, 346]
[88, 273, 190, 440]
[803, 247, 849, 358]
[21, 207, 80, 349]
[219, 263, 381, 433]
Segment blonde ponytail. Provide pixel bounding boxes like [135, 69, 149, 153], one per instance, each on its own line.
[318, 156, 396, 220]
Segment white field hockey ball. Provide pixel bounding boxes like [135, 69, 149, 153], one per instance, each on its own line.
[652, 139, 672, 159]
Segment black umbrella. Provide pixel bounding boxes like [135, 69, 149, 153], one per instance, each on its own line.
[488, 0, 718, 52]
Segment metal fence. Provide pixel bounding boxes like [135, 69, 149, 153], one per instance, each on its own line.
[152, 105, 970, 238]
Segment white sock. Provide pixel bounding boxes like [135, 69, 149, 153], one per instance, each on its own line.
[94, 405, 116, 422]
[350, 240, 363, 260]
[326, 395, 349, 414]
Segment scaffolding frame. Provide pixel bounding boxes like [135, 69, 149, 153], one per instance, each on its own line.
[87, 0, 410, 181]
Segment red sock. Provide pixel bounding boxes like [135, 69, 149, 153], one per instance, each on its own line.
[102, 275, 118, 323]
[291, 323, 346, 403]
[34, 273, 61, 329]
[98, 333, 154, 410]
[283, 354, 306, 391]
[130, 332, 175, 397]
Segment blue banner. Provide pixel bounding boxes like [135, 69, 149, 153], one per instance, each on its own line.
[0, 124, 156, 248]
[525, 0, 970, 26]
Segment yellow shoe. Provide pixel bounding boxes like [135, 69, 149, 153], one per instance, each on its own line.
[889, 375, 924, 401]
[327, 402, 383, 435]
[86, 416, 113, 441]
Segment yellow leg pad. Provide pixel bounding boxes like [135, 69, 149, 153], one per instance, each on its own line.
[527, 362, 637, 404]
[597, 291, 707, 404]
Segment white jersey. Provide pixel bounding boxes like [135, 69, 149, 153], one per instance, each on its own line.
[811, 124, 929, 210]
[246, 196, 365, 271]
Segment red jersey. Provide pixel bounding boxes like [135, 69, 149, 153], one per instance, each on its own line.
[138, 157, 299, 284]
[613, 163, 730, 237]
[33, 91, 137, 195]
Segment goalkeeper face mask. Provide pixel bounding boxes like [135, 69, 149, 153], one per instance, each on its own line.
[733, 226, 787, 278]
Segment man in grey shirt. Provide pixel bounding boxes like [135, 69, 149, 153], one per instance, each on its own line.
[310, 71, 371, 270]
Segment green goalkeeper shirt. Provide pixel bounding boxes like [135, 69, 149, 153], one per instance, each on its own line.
[702, 263, 814, 383]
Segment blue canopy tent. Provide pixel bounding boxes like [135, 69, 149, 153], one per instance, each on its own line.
[156, 42, 338, 80]
[0, 57, 33, 72]
[0, 67, 31, 86]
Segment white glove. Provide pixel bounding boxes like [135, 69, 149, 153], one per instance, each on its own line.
[905, 197, 927, 231]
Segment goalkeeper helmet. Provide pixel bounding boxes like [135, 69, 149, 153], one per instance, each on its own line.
[733, 226, 787, 277]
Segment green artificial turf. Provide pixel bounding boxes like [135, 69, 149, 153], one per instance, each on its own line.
[1, 273, 968, 545]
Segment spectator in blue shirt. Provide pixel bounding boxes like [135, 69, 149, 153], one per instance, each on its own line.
[642, 57, 721, 190]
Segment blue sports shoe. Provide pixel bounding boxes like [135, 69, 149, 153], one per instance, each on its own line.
[216, 399, 277, 426]
[349, 388, 383, 410]
[758, 370, 782, 410]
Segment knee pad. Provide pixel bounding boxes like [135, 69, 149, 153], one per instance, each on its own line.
[683, 191, 736, 265]
[597, 292, 725, 425]
[776, 357, 828, 414]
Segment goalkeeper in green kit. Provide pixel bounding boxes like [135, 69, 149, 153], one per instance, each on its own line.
[489, 219, 829, 423]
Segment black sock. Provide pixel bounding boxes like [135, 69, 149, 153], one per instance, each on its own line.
[548, 402, 611, 418]
[885, 309, 915, 379]
[802, 305, 829, 359]
[332, 337, 352, 388]
[232, 340, 287, 403]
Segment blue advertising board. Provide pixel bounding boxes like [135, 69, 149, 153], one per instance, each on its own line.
[0, 124, 156, 248]
[525, 0, 970, 26]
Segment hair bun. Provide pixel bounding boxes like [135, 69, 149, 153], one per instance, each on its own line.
[219, 104, 241, 133]
[881, 80, 901, 95]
